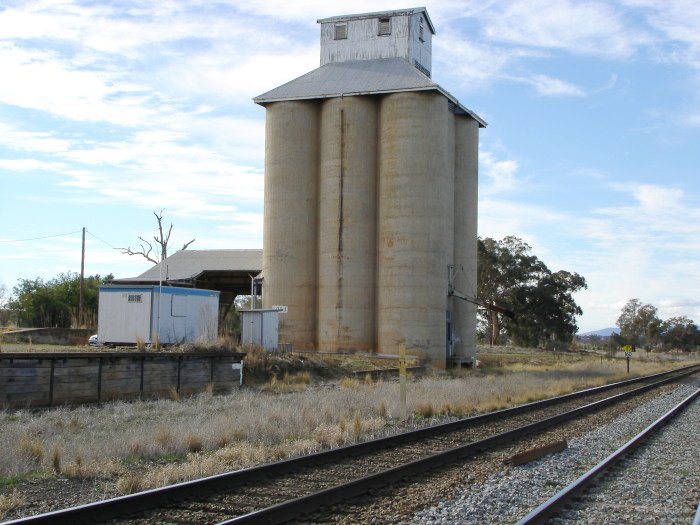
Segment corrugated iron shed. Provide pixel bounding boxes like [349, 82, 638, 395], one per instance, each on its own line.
[113, 249, 262, 301]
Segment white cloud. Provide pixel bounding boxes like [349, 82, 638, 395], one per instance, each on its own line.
[0, 43, 159, 126]
[480, 151, 520, 194]
[478, 0, 652, 58]
[0, 158, 67, 172]
[521, 74, 586, 97]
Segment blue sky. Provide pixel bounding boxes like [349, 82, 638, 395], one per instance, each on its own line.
[1, 0, 699, 332]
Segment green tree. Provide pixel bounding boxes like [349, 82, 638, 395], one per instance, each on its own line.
[509, 270, 587, 348]
[477, 236, 586, 347]
[659, 316, 700, 351]
[9, 272, 113, 328]
[616, 299, 662, 350]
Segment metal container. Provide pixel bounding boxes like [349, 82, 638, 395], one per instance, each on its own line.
[240, 309, 280, 351]
[97, 285, 219, 345]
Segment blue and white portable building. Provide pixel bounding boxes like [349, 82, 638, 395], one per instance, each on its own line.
[98, 285, 220, 345]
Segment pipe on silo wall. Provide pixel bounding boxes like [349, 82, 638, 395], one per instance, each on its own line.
[377, 92, 452, 367]
[262, 101, 319, 348]
[452, 116, 480, 362]
[317, 97, 378, 352]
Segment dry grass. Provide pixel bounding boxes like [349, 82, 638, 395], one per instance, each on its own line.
[135, 336, 146, 351]
[0, 349, 692, 498]
[16, 436, 44, 465]
[51, 445, 62, 474]
[0, 489, 26, 519]
[185, 434, 203, 453]
[261, 372, 311, 393]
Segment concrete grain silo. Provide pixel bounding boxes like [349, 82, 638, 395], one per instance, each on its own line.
[254, 7, 486, 367]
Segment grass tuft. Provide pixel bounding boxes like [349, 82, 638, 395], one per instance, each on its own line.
[0, 489, 26, 519]
[185, 434, 203, 454]
[339, 377, 362, 389]
[167, 387, 181, 401]
[51, 445, 62, 474]
[16, 436, 44, 465]
[416, 402, 435, 419]
[154, 426, 173, 448]
[116, 473, 144, 494]
[262, 372, 311, 393]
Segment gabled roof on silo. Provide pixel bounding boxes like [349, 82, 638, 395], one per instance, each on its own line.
[253, 58, 487, 127]
[317, 7, 436, 35]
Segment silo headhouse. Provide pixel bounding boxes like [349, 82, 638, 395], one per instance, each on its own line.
[254, 7, 486, 368]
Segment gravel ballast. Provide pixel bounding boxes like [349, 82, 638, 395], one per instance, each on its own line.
[406, 377, 700, 525]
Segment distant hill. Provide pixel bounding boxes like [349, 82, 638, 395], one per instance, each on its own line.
[578, 327, 620, 337]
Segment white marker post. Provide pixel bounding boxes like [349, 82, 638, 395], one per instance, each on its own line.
[399, 342, 407, 420]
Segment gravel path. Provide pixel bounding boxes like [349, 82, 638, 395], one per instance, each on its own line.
[406, 376, 700, 525]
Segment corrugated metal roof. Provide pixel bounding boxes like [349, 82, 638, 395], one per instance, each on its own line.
[317, 7, 435, 35]
[114, 249, 262, 283]
[253, 58, 487, 127]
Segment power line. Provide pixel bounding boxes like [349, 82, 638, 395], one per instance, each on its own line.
[86, 229, 118, 250]
[0, 230, 82, 243]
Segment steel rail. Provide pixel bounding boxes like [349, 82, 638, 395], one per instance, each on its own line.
[218, 367, 700, 524]
[693, 500, 700, 525]
[4, 364, 699, 525]
[514, 386, 700, 525]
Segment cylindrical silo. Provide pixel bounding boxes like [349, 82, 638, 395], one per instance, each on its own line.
[452, 116, 480, 362]
[377, 91, 452, 366]
[262, 101, 319, 348]
[317, 97, 378, 352]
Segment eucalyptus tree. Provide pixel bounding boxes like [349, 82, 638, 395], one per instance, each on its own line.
[478, 236, 586, 347]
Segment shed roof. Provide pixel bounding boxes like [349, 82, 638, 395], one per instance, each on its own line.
[253, 58, 486, 127]
[317, 7, 435, 35]
[113, 249, 262, 289]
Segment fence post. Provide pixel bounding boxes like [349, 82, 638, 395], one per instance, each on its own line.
[48, 358, 55, 406]
[97, 357, 103, 403]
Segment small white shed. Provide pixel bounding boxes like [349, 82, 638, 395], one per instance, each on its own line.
[98, 285, 219, 345]
[240, 309, 279, 351]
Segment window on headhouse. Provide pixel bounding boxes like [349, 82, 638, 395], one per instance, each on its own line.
[418, 16, 424, 42]
[334, 23, 347, 40]
[378, 17, 391, 36]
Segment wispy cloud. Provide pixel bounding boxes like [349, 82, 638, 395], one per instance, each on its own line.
[515, 73, 586, 96]
[478, 0, 653, 58]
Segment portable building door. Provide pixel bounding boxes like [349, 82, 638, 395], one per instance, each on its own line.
[98, 288, 153, 344]
[241, 310, 279, 351]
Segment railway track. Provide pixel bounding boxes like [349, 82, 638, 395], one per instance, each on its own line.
[515, 385, 700, 525]
[5, 364, 699, 525]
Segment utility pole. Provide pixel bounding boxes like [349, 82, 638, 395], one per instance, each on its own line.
[79, 226, 85, 327]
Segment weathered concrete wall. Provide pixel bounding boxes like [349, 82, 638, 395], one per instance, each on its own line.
[377, 91, 451, 367]
[317, 97, 378, 352]
[261, 92, 480, 367]
[0, 352, 244, 407]
[1, 328, 93, 346]
[262, 101, 319, 349]
[452, 116, 480, 363]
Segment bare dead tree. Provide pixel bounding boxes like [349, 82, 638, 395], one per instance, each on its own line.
[117, 209, 195, 265]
